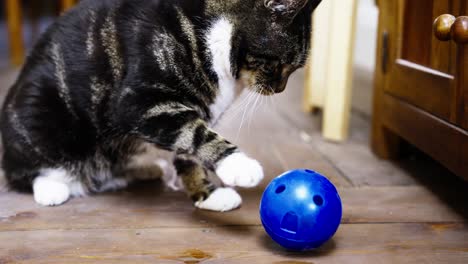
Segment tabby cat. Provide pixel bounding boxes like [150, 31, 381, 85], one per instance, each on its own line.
[0, 0, 321, 211]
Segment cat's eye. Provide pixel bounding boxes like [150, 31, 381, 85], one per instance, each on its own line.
[264, 61, 280, 72]
[246, 56, 262, 69]
[245, 55, 280, 72]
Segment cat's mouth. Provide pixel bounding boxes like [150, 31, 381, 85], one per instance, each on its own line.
[239, 70, 278, 96]
[251, 80, 287, 96]
[254, 86, 276, 96]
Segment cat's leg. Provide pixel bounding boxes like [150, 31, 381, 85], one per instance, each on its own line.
[33, 168, 86, 206]
[178, 121, 264, 188]
[114, 141, 181, 190]
[174, 154, 242, 212]
[121, 103, 264, 188]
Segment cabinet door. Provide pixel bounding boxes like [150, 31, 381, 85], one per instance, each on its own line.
[384, 0, 457, 122]
[453, 2, 468, 130]
[373, 0, 468, 178]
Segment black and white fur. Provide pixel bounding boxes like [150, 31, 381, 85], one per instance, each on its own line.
[1, 0, 321, 211]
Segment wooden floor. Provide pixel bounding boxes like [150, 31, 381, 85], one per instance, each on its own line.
[0, 69, 467, 263]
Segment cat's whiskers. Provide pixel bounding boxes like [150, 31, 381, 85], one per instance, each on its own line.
[247, 88, 262, 134]
[221, 89, 256, 124]
[256, 89, 267, 124]
[268, 95, 274, 111]
[228, 89, 255, 113]
[269, 92, 280, 114]
[247, 86, 268, 134]
[261, 93, 266, 113]
[235, 89, 256, 141]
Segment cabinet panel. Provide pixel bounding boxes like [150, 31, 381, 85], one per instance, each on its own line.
[372, 0, 468, 180]
[401, 0, 435, 70]
[457, 45, 468, 129]
[382, 95, 468, 178]
[390, 60, 453, 119]
[400, 0, 454, 74]
[453, 1, 468, 129]
[385, 0, 455, 122]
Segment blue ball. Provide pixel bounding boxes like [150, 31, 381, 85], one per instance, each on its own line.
[260, 169, 342, 251]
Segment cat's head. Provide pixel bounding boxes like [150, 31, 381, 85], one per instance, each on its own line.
[231, 0, 322, 95]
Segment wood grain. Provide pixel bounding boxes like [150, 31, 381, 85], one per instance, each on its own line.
[454, 2, 468, 129]
[0, 224, 466, 264]
[387, 59, 453, 121]
[5, 0, 25, 66]
[216, 87, 351, 189]
[387, 0, 456, 122]
[382, 95, 468, 179]
[1, 186, 465, 232]
[371, 0, 403, 159]
[431, 4, 453, 73]
[454, 42, 468, 130]
[401, 0, 434, 68]
[372, 0, 468, 181]
[60, 0, 77, 13]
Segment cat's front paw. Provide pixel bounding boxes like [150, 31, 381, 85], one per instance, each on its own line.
[216, 152, 264, 188]
[33, 177, 70, 206]
[195, 187, 242, 212]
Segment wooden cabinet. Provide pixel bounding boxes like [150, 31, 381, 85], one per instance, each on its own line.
[372, 0, 468, 179]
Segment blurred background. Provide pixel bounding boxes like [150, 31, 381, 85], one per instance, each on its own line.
[0, 0, 60, 69]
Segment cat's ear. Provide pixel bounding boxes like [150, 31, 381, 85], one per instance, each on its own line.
[264, 0, 310, 19]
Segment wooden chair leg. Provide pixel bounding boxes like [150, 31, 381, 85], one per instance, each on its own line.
[60, 0, 77, 13]
[304, 0, 358, 142]
[303, 0, 331, 113]
[5, 0, 25, 66]
[322, 0, 358, 142]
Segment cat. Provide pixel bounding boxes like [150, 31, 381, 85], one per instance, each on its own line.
[0, 0, 321, 211]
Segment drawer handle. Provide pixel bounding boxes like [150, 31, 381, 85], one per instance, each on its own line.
[433, 15, 468, 44]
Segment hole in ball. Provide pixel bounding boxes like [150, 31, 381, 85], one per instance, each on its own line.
[280, 211, 298, 234]
[313, 195, 324, 206]
[305, 169, 316, 174]
[276, 185, 286, 194]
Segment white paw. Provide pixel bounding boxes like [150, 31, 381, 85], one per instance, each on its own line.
[216, 152, 264, 188]
[33, 177, 70, 206]
[195, 187, 242, 212]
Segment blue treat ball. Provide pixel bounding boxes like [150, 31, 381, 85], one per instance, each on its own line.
[259, 169, 342, 251]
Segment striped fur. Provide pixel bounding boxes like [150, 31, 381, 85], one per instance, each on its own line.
[0, 0, 321, 209]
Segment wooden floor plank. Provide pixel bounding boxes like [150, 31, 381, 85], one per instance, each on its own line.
[0, 224, 466, 264]
[1, 186, 465, 232]
[217, 90, 351, 188]
[271, 71, 461, 187]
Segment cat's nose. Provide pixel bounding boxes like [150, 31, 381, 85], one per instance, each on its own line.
[273, 79, 288, 94]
